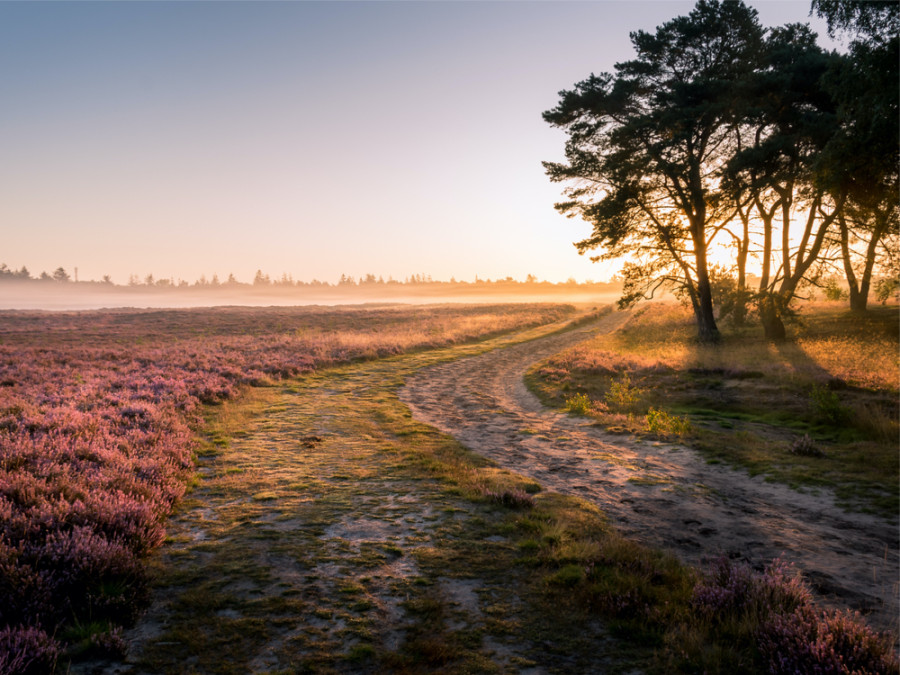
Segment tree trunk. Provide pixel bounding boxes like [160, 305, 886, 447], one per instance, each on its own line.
[852, 215, 890, 312]
[838, 212, 867, 313]
[733, 212, 750, 327]
[755, 194, 778, 338]
[766, 190, 843, 340]
[689, 210, 721, 343]
[849, 287, 868, 313]
[694, 267, 721, 343]
[849, 253, 876, 312]
[760, 296, 786, 342]
[837, 208, 887, 313]
[726, 199, 753, 328]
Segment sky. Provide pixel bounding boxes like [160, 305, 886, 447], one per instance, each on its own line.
[0, 1, 836, 286]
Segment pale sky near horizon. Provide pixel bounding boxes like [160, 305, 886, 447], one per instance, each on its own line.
[0, 1, 834, 285]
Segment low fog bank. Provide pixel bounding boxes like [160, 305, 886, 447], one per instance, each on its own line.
[0, 282, 625, 311]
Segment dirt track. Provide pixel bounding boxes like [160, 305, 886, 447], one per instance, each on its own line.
[399, 311, 900, 633]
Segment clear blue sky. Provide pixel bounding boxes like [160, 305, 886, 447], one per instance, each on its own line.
[0, 1, 833, 285]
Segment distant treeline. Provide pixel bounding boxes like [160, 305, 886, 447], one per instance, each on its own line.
[0, 264, 621, 292]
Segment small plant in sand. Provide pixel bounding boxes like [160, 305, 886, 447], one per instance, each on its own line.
[809, 384, 848, 424]
[644, 407, 692, 437]
[564, 392, 592, 415]
[604, 373, 645, 412]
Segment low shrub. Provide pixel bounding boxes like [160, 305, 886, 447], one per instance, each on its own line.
[875, 277, 899, 304]
[759, 605, 899, 674]
[823, 278, 848, 302]
[0, 625, 59, 675]
[564, 392, 592, 415]
[604, 373, 645, 412]
[644, 408, 692, 437]
[789, 434, 824, 458]
[809, 384, 849, 425]
[64, 622, 128, 659]
[482, 488, 535, 509]
[673, 557, 899, 674]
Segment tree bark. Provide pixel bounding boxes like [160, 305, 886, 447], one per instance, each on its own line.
[840, 210, 888, 313]
[733, 205, 751, 327]
[696, 280, 721, 342]
[760, 295, 786, 342]
[755, 195, 782, 339]
[693, 235, 721, 343]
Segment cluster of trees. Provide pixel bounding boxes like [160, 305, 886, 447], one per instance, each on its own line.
[0, 264, 78, 283]
[544, 0, 898, 341]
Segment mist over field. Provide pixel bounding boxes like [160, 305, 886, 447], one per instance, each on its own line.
[0, 279, 627, 311]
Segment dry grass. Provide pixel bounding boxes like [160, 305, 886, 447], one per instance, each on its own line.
[562, 302, 898, 392]
[796, 304, 898, 392]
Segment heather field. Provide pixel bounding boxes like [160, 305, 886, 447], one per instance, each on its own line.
[0, 303, 574, 671]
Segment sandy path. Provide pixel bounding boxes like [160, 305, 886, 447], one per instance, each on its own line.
[399, 311, 899, 633]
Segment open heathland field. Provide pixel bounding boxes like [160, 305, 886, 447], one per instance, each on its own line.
[1, 302, 897, 674]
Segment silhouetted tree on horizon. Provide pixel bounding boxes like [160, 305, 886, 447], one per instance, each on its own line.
[544, 0, 765, 342]
[544, 0, 898, 340]
[813, 0, 899, 313]
[724, 23, 845, 340]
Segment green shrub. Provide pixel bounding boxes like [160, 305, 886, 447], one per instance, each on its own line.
[564, 392, 592, 415]
[549, 564, 584, 587]
[604, 373, 645, 411]
[875, 276, 899, 304]
[809, 384, 848, 424]
[644, 408, 692, 436]
[823, 277, 848, 301]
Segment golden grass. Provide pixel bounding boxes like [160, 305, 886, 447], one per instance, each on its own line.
[798, 335, 898, 392]
[569, 302, 899, 391]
